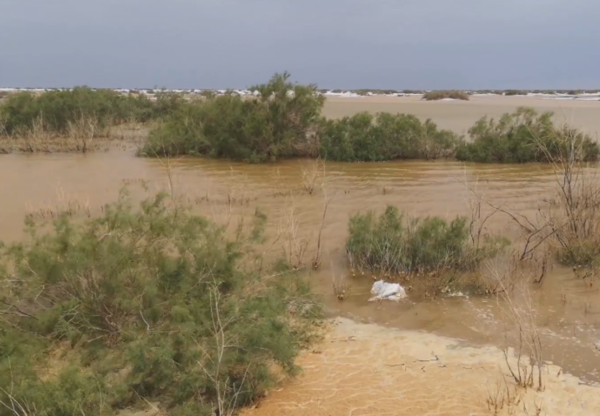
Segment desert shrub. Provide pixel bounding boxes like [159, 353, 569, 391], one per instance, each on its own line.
[0, 87, 162, 136]
[422, 90, 469, 101]
[522, 135, 600, 268]
[148, 92, 187, 120]
[346, 206, 508, 276]
[456, 107, 599, 163]
[503, 90, 527, 96]
[141, 72, 325, 162]
[141, 99, 211, 157]
[0, 363, 110, 415]
[317, 112, 462, 161]
[0, 190, 321, 415]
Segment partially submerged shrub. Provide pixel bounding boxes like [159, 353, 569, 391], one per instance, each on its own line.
[526, 142, 600, 268]
[317, 112, 462, 161]
[0, 87, 160, 136]
[422, 90, 470, 101]
[456, 107, 599, 163]
[0, 190, 321, 414]
[142, 72, 325, 162]
[346, 206, 508, 277]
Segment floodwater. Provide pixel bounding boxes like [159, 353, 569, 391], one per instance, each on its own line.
[2, 97, 600, 414]
[1, 150, 599, 390]
[243, 318, 600, 416]
[324, 95, 600, 136]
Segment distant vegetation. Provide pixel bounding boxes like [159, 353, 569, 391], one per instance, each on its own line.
[143, 85, 463, 163]
[0, 191, 321, 415]
[317, 112, 461, 161]
[346, 206, 509, 291]
[502, 90, 528, 96]
[422, 90, 470, 101]
[0, 87, 161, 135]
[456, 107, 599, 163]
[1, 74, 598, 164]
[143, 73, 463, 163]
[349, 89, 425, 96]
[0, 88, 186, 152]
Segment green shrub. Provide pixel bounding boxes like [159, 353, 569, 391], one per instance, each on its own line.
[346, 206, 508, 275]
[141, 72, 325, 162]
[0, 190, 321, 415]
[141, 99, 211, 157]
[556, 242, 600, 267]
[0, 365, 111, 415]
[422, 90, 470, 101]
[317, 112, 462, 161]
[456, 107, 600, 163]
[503, 90, 527, 96]
[0, 87, 178, 137]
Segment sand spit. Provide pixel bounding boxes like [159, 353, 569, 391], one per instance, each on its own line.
[244, 318, 600, 416]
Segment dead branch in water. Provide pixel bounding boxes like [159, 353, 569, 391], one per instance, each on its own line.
[313, 190, 332, 270]
[487, 258, 544, 391]
[459, 127, 600, 272]
[330, 262, 348, 301]
[301, 158, 325, 195]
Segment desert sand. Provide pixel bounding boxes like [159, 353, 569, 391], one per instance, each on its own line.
[244, 318, 600, 416]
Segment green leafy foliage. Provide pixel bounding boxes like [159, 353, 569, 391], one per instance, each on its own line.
[317, 112, 462, 161]
[0, 87, 166, 135]
[422, 90, 470, 101]
[503, 90, 528, 96]
[142, 72, 325, 162]
[0, 191, 321, 415]
[346, 206, 508, 276]
[456, 107, 600, 163]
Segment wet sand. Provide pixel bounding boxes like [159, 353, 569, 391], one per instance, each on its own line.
[244, 318, 600, 416]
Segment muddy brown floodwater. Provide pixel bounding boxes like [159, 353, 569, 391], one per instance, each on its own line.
[1, 150, 599, 390]
[3, 97, 599, 414]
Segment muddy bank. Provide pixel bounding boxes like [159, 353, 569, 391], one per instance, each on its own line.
[243, 318, 600, 416]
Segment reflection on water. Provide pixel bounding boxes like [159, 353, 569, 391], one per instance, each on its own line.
[0, 151, 599, 383]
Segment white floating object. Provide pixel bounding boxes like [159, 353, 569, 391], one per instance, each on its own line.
[369, 280, 407, 302]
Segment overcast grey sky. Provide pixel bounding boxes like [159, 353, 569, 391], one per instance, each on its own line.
[1, 0, 598, 89]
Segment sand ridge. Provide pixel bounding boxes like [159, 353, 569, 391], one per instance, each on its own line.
[243, 318, 600, 416]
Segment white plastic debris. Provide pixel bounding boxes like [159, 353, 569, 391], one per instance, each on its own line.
[369, 280, 407, 302]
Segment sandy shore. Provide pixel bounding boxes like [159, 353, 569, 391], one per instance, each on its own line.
[323, 96, 600, 136]
[243, 318, 600, 416]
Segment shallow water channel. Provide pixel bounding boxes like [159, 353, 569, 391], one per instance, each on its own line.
[1, 151, 599, 384]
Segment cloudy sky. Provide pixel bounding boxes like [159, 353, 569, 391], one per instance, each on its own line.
[1, 0, 598, 89]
